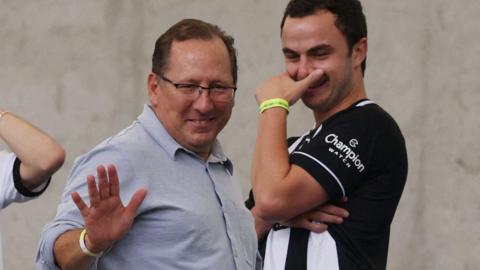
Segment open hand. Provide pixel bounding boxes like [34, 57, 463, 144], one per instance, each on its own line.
[71, 164, 147, 253]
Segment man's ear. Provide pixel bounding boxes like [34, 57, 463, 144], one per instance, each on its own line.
[147, 73, 159, 105]
[352, 38, 367, 68]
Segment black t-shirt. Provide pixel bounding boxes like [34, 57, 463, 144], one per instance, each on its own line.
[248, 100, 408, 270]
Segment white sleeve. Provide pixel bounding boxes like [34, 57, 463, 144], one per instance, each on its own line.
[0, 150, 35, 209]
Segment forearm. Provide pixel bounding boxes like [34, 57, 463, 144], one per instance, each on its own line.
[0, 110, 65, 189]
[252, 108, 330, 221]
[251, 207, 273, 240]
[252, 71, 331, 221]
[252, 108, 291, 216]
[54, 230, 97, 270]
[252, 202, 346, 238]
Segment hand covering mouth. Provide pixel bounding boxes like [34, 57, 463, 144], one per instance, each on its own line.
[309, 74, 328, 89]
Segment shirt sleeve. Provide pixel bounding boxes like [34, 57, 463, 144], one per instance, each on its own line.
[1, 151, 48, 208]
[289, 118, 374, 201]
[35, 144, 135, 270]
[12, 158, 51, 197]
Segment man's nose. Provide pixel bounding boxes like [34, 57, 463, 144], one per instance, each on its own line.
[192, 89, 214, 112]
[297, 57, 313, 80]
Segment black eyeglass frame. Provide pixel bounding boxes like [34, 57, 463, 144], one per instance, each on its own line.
[156, 74, 237, 102]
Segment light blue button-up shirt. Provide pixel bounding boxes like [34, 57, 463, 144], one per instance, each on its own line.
[36, 105, 258, 269]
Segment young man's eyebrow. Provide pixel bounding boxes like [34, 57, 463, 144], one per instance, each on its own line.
[307, 44, 333, 54]
[282, 44, 334, 55]
[282, 47, 298, 55]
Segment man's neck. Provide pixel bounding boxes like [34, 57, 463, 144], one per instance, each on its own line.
[313, 82, 367, 126]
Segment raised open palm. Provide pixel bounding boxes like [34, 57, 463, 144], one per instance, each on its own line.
[71, 164, 147, 253]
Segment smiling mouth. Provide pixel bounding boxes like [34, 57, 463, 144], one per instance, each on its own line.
[189, 118, 214, 125]
[309, 75, 328, 89]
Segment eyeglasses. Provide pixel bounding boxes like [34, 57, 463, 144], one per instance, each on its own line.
[157, 74, 236, 102]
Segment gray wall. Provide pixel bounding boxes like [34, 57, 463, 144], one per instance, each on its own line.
[1, 0, 479, 269]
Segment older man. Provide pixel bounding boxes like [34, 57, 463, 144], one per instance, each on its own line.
[0, 109, 65, 270]
[36, 19, 258, 270]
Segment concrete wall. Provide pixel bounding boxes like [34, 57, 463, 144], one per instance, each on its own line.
[1, 0, 479, 269]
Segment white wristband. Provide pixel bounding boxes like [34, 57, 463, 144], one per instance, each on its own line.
[79, 229, 103, 257]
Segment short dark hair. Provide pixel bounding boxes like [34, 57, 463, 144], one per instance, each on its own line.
[281, 0, 367, 75]
[152, 19, 238, 84]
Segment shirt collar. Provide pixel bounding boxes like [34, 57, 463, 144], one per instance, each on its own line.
[138, 105, 182, 159]
[137, 105, 232, 171]
[207, 140, 233, 174]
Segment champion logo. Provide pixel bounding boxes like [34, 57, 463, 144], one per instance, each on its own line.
[325, 134, 365, 172]
[349, 139, 359, 148]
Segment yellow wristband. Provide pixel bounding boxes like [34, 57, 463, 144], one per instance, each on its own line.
[79, 229, 103, 257]
[259, 98, 289, 114]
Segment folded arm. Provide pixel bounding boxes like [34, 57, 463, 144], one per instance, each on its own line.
[252, 71, 332, 222]
[251, 198, 348, 240]
[0, 110, 65, 190]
